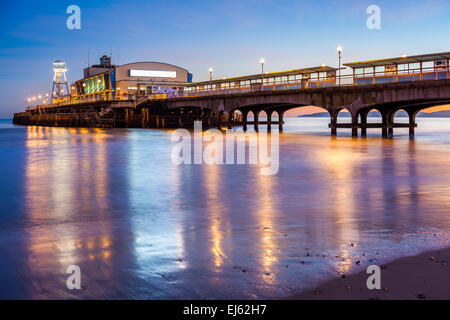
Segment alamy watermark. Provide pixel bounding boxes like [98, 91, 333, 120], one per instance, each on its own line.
[366, 265, 381, 290]
[171, 121, 279, 176]
[367, 5, 381, 30]
[66, 265, 81, 290]
[66, 5, 81, 30]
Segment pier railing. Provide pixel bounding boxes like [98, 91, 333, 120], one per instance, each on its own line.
[25, 66, 450, 110]
[176, 66, 450, 98]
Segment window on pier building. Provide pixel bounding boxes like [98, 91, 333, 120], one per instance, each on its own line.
[104, 73, 110, 90]
[94, 77, 99, 92]
[409, 63, 420, 73]
[88, 78, 94, 93]
[364, 67, 374, 75]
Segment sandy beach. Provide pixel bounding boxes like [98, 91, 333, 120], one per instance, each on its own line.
[291, 247, 450, 300]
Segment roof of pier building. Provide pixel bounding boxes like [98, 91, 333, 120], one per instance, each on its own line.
[344, 52, 450, 69]
[81, 61, 191, 83]
[187, 66, 338, 87]
[114, 61, 190, 83]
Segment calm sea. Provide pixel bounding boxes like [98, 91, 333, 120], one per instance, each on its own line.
[1, 117, 450, 299]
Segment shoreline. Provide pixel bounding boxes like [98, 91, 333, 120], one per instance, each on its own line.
[290, 247, 450, 300]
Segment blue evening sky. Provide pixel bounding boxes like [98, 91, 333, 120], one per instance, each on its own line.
[1, 0, 450, 117]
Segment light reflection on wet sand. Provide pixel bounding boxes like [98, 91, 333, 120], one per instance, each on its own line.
[1, 119, 450, 299]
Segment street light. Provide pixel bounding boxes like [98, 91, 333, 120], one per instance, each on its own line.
[209, 67, 213, 90]
[337, 45, 343, 86]
[260, 58, 265, 85]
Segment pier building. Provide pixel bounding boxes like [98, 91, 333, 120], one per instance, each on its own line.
[69, 56, 192, 103]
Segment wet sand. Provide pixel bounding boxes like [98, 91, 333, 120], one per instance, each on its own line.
[291, 247, 450, 300]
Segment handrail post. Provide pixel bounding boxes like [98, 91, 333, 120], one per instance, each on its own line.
[373, 66, 376, 84]
[447, 59, 450, 79]
[420, 62, 423, 81]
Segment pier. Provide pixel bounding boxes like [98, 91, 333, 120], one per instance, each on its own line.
[14, 52, 450, 137]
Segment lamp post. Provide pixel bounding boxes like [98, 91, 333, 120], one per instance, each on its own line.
[337, 46, 343, 86]
[260, 58, 265, 85]
[209, 67, 213, 90]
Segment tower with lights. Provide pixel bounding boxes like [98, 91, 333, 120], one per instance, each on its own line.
[51, 61, 69, 103]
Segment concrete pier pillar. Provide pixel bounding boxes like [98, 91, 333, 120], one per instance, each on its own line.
[217, 112, 222, 130]
[361, 128, 367, 136]
[409, 119, 416, 136]
[387, 111, 395, 137]
[381, 110, 389, 138]
[279, 112, 284, 132]
[254, 111, 259, 132]
[407, 110, 416, 137]
[360, 112, 367, 137]
[330, 113, 337, 136]
[243, 112, 248, 132]
[351, 114, 358, 137]
[129, 109, 134, 126]
[331, 124, 337, 136]
[124, 109, 129, 127]
[388, 127, 394, 137]
[382, 126, 388, 138]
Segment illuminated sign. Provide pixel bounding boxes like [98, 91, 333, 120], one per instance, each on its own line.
[129, 70, 177, 78]
[385, 65, 397, 75]
[435, 60, 448, 71]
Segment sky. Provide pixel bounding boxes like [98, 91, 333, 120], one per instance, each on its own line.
[1, 0, 450, 118]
